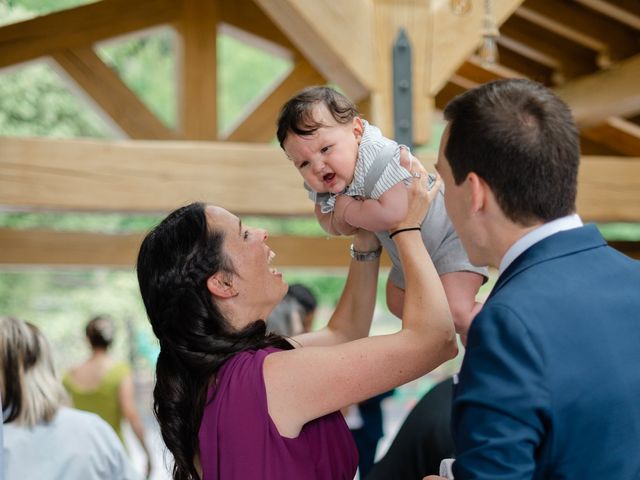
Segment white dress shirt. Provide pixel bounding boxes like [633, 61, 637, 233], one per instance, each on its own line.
[498, 214, 584, 276]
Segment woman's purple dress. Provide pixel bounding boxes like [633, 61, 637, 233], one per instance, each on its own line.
[198, 347, 358, 479]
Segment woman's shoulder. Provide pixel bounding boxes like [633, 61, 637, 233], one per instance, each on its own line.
[207, 348, 281, 401]
[219, 347, 281, 379]
[109, 360, 131, 376]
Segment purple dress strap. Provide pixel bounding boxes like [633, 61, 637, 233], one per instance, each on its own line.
[198, 347, 358, 479]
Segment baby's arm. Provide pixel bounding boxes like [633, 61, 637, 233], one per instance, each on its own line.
[335, 182, 408, 233]
[315, 204, 357, 236]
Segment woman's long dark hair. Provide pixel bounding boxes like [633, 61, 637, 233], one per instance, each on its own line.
[136, 202, 291, 480]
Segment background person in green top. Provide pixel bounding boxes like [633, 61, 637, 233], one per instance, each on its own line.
[63, 315, 151, 478]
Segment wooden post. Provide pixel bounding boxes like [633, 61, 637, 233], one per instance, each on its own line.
[176, 0, 219, 140]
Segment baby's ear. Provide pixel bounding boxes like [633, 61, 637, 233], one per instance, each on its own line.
[352, 117, 364, 140]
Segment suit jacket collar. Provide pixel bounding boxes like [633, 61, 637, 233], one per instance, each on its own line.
[488, 224, 607, 300]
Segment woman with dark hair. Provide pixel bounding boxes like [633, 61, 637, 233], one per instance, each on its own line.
[63, 315, 151, 477]
[137, 156, 457, 480]
[1, 316, 139, 480]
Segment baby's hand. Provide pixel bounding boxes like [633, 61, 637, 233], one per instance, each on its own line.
[332, 196, 359, 236]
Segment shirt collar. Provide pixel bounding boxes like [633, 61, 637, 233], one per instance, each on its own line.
[498, 214, 584, 275]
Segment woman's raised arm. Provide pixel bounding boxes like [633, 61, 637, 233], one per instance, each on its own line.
[264, 154, 457, 438]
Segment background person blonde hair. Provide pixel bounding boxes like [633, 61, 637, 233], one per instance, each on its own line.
[1, 316, 139, 480]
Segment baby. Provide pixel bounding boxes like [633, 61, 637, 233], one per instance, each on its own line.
[276, 86, 419, 236]
[277, 86, 486, 336]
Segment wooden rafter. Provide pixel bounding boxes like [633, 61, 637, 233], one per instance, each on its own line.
[219, 0, 296, 51]
[582, 118, 640, 157]
[435, 82, 466, 110]
[224, 58, 325, 142]
[575, 0, 640, 30]
[52, 47, 176, 140]
[0, 136, 310, 215]
[500, 15, 598, 81]
[176, 0, 218, 140]
[555, 54, 640, 128]
[514, 0, 638, 66]
[428, 0, 525, 95]
[580, 136, 622, 156]
[495, 45, 555, 85]
[253, 0, 374, 101]
[457, 56, 522, 84]
[0, 0, 179, 70]
[436, 56, 523, 108]
[608, 241, 640, 261]
[436, 53, 640, 160]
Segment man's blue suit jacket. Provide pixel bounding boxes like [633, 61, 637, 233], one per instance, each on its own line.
[452, 224, 640, 479]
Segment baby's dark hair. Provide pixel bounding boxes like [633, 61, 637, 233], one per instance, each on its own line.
[277, 86, 359, 149]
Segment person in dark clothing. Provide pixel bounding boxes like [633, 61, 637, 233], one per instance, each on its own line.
[365, 378, 454, 480]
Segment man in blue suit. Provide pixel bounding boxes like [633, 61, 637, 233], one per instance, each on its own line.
[426, 79, 640, 479]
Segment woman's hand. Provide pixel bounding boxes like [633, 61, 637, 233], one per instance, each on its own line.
[391, 149, 442, 232]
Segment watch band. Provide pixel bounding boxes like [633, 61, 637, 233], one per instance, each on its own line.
[350, 244, 382, 261]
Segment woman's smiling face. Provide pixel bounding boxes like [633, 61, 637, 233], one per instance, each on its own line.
[204, 206, 288, 326]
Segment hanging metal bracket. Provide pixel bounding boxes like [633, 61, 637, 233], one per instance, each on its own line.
[393, 28, 413, 149]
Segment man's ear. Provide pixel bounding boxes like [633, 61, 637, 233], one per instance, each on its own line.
[352, 116, 364, 140]
[206, 273, 237, 299]
[467, 172, 486, 215]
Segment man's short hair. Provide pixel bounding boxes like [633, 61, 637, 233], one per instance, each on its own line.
[443, 79, 580, 226]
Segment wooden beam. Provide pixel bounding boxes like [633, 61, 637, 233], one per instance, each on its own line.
[435, 81, 466, 111]
[428, 0, 525, 95]
[223, 58, 325, 142]
[577, 156, 640, 221]
[495, 44, 555, 85]
[0, 228, 145, 267]
[5, 227, 636, 266]
[219, 0, 296, 51]
[266, 235, 392, 268]
[575, 0, 640, 30]
[608, 241, 640, 261]
[500, 15, 598, 81]
[252, 0, 374, 101]
[0, 0, 180, 70]
[2, 137, 637, 221]
[0, 136, 311, 215]
[176, 0, 218, 140]
[0, 228, 393, 268]
[51, 47, 176, 140]
[514, 0, 639, 65]
[580, 135, 622, 156]
[369, 0, 434, 143]
[555, 54, 640, 128]
[582, 118, 640, 157]
[456, 56, 523, 84]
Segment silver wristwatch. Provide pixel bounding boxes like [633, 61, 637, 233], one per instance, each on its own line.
[350, 244, 382, 261]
